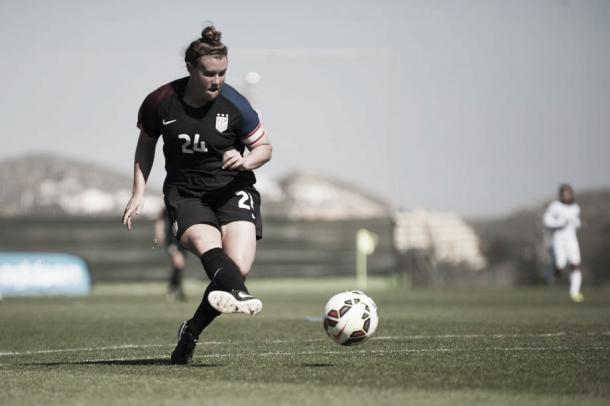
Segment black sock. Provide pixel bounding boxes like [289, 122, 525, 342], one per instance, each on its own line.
[187, 282, 220, 337]
[200, 248, 247, 293]
[169, 266, 182, 288]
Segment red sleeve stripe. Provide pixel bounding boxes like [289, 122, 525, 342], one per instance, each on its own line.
[242, 125, 266, 145]
[249, 130, 267, 146]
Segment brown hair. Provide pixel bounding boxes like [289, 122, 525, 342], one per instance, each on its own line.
[185, 25, 228, 64]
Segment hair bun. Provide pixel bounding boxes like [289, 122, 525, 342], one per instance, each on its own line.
[184, 24, 227, 63]
[201, 26, 222, 45]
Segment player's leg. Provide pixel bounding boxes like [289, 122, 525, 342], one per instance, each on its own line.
[221, 220, 257, 278]
[170, 224, 222, 365]
[187, 280, 221, 336]
[165, 194, 239, 364]
[568, 264, 583, 302]
[165, 192, 245, 294]
[167, 244, 186, 302]
[180, 224, 239, 329]
[180, 223, 225, 321]
[171, 193, 251, 294]
[181, 224, 248, 293]
[544, 246, 557, 284]
[175, 248, 187, 299]
[206, 187, 263, 315]
[567, 240, 583, 302]
[552, 241, 568, 278]
[206, 221, 262, 315]
[218, 186, 262, 278]
[181, 222, 258, 334]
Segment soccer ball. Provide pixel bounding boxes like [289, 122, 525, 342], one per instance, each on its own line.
[323, 290, 379, 346]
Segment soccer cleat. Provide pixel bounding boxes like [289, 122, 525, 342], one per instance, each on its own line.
[170, 320, 198, 365]
[570, 292, 584, 303]
[207, 289, 262, 315]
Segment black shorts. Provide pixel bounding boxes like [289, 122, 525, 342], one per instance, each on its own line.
[164, 185, 262, 242]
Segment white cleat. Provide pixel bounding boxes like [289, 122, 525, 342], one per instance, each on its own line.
[208, 289, 263, 315]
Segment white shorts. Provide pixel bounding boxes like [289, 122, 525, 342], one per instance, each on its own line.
[552, 238, 581, 269]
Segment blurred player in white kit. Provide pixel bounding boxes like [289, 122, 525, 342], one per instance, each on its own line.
[543, 184, 584, 303]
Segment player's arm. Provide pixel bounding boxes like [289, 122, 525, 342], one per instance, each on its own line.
[122, 130, 158, 230]
[222, 134, 272, 171]
[243, 134, 272, 170]
[543, 203, 566, 230]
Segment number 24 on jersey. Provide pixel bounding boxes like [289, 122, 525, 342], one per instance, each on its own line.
[178, 133, 208, 154]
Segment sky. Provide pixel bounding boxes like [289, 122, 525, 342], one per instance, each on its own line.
[0, 0, 609, 217]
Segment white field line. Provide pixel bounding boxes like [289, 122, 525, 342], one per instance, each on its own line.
[1, 331, 608, 358]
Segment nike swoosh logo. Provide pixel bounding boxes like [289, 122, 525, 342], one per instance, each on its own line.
[212, 268, 222, 282]
[237, 291, 253, 299]
[162, 119, 176, 125]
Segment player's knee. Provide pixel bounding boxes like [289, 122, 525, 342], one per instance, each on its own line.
[231, 255, 252, 277]
[183, 235, 219, 256]
[568, 263, 579, 271]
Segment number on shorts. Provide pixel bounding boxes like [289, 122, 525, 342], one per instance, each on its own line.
[236, 191, 255, 210]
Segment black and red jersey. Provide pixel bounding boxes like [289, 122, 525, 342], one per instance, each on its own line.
[137, 77, 267, 196]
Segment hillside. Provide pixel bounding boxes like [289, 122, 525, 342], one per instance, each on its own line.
[0, 154, 392, 220]
[0, 153, 163, 217]
[0, 154, 390, 220]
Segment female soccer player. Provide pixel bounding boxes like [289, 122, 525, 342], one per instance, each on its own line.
[122, 25, 272, 364]
[543, 184, 584, 303]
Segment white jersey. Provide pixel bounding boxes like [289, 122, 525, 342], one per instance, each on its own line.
[543, 200, 582, 267]
[543, 200, 581, 241]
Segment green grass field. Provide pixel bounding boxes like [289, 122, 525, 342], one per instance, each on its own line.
[1, 278, 609, 405]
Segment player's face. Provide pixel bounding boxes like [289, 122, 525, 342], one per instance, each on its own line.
[189, 55, 228, 101]
[561, 188, 574, 204]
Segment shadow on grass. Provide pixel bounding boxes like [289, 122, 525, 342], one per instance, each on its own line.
[25, 358, 222, 367]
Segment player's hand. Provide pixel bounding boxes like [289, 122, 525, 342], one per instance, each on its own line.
[222, 149, 248, 171]
[122, 193, 144, 231]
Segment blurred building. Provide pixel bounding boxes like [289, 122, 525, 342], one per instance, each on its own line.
[279, 172, 391, 220]
[394, 209, 486, 271]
